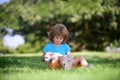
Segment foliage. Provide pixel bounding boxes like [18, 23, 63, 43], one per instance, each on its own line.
[0, 52, 120, 80]
[0, 0, 120, 53]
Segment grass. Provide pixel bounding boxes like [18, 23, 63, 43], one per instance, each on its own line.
[0, 52, 120, 80]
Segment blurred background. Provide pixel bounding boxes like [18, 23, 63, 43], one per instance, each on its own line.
[0, 0, 120, 54]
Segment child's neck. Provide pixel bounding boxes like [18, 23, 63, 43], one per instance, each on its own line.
[53, 43, 61, 46]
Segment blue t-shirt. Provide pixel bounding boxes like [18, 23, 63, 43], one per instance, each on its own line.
[42, 42, 71, 55]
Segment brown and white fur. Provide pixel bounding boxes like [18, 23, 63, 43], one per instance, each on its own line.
[44, 53, 88, 69]
[44, 53, 64, 69]
[44, 52, 63, 63]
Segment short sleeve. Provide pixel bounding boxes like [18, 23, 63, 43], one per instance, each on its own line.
[42, 43, 49, 53]
[65, 43, 71, 52]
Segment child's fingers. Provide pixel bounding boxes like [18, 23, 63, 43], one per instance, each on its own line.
[46, 52, 54, 55]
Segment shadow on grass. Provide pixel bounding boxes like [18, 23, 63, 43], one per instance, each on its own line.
[0, 56, 48, 70]
[87, 56, 120, 68]
[0, 55, 120, 71]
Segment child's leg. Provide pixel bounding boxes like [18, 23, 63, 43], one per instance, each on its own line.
[64, 54, 74, 69]
[59, 55, 74, 69]
[72, 56, 88, 67]
[59, 56, 65, 68]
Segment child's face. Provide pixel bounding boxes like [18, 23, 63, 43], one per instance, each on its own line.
[53, 36, 64, 45]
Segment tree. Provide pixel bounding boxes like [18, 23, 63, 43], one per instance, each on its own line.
[0, 0, 120, 52]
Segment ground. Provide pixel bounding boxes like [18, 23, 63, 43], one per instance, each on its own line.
[0, 52, 120, 80]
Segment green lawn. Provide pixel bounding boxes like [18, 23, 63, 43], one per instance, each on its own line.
[0, 52, 120, 80]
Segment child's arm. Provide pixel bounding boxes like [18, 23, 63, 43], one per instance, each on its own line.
[66, 51, 71, 55]
[46, 52, 56, 58]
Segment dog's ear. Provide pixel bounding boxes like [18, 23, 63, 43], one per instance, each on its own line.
[41, 53, 45, 62]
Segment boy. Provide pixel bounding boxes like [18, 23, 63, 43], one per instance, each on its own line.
[41, 23, 89, 69]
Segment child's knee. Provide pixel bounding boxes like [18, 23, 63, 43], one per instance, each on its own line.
[77, 56, 86, 61]
[80, 59, 88, 66]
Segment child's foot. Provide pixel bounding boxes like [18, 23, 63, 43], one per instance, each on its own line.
[87, 63, 94, 68]
[64, 54, 74, 69]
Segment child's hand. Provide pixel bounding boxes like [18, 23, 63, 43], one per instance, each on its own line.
[46, 52, 54, 55]
[46, 52, 55, 58]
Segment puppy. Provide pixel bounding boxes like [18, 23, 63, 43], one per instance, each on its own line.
[44, 52, 63, 69]
[45, 53, 81, 69]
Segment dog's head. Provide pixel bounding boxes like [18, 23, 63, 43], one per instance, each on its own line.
[44, 53, 52, 62]
[44, 53, 63, 62]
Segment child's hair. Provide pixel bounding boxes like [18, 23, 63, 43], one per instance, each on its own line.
[49, 23, 69, 43]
